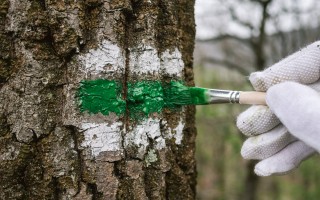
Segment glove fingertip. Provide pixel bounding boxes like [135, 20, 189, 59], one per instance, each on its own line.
[236, 106, 280, 136]
[249, 72, 267, 92]
[254, 159, 296, 177]
[240, 144, 251, 160]
[254, 164, 272, 177]
[253, 141, 315, 176]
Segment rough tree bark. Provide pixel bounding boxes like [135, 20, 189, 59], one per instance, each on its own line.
[0, 0, 196, 199]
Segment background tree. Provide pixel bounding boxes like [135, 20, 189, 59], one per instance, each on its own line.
[195, 0, 320, 200]
[196, 0, 320, 74]
[0, 0, 196, 199]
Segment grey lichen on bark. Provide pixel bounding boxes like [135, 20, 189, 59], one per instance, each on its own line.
[0, 0, 196, 199]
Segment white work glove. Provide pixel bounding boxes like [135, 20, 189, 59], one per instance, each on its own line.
[237, 41, 320, 176]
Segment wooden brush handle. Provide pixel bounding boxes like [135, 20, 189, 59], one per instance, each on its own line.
[239, 91, 266, 105]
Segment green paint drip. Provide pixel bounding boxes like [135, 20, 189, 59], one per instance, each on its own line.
[77, 79, 126, 115]
[77, 79, 204, 119]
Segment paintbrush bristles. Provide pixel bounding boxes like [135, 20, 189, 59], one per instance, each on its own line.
[164, 82, 210, 106]
[188, 87, 209, 105]
[163, 81, 193, 107]
[164, 82, 267, 106]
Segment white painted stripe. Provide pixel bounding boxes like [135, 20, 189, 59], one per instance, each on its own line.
[161, 117, 185, 145]
[125, 118, 166, 158]
[81, 122, 122, 157]
[129, 46, 160, 75]
[78, 40, 125, 77]
[161, 48, 184, 77]
[174, 119, 185, 145]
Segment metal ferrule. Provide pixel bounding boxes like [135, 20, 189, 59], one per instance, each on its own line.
[207, 89, 240, 104]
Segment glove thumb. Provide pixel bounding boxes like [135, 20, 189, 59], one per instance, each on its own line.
[266, 81, 320, 152]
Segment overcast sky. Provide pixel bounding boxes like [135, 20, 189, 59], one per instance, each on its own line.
[195, 0, 320, 39]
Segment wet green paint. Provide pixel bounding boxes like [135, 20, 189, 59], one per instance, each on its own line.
[188, 87, 209, 105]
[163, 81, 192, 107]
[77, 79, 208, 119]
[128, 81, 164, 119]
[77, 79, 126, 115]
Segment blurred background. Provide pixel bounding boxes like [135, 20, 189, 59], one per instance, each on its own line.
[194, 0, 320, 199]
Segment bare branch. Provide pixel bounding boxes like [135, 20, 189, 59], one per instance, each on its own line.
[229, 6, 255, 31]
[196, 34, 251, 46]
[203, 57, 251, 76]
[250, 0, 272, 4]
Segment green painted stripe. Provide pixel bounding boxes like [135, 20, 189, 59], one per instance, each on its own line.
[77, 79, 126, 115]
[128, 81, 164, 119]
[77, 79, 207, 119]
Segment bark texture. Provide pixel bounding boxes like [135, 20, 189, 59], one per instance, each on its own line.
[0, 0, 196, 199]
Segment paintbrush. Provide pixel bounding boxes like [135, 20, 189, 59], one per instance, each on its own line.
[164, 82, 266, 106]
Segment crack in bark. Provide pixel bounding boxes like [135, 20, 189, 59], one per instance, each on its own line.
[122, 7, 134, 131]
[52, 176, 60, 200]
[67, 125, 83, 197]
[119, 6, 135, 169]
[87, 183, 100, 200]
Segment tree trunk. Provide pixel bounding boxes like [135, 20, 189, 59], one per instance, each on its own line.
[0, 0, 196, 199]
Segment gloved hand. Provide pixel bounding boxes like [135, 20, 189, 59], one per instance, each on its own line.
[237, 41, 320, 176]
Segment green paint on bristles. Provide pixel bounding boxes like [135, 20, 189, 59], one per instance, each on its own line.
[163, 81, 210, 106]
[188, 87, 210, 105]
[163, 81, 192, 107]
[77, 79, 209, 120]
